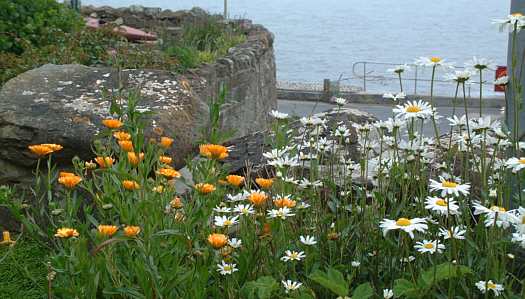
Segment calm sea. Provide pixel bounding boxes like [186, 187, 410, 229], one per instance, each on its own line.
[83, 0, 510, 96]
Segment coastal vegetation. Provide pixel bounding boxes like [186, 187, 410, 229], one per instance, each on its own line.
[2, 7, 525, 299]
[0, 1, 246, 86]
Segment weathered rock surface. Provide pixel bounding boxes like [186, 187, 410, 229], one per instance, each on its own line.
[0, 21, 276, 185]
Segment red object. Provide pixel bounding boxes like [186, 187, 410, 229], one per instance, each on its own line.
[495, 66, 507, 92]
[85, 17, 157, 42]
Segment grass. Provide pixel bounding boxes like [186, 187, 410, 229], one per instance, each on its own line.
[0, 238, 49, 298]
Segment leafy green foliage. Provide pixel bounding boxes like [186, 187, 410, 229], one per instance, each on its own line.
[241, 276, 279, 299]
[163, 16, 246, 72]
[0, 0, 83, 54]
[394, 263, 473, 298]
[309, 267, 349, 296]
[352, 282, 373, 299]
[0, 237, 49, 298]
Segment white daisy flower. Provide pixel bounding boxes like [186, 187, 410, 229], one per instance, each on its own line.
[387, 64, 410, 74]
[213, 206, 231, 213]
[383, 92, 406, 102]
[393, 100, 433, 120]
[270, 110, 289, 119]
[505, 157, 525, 173]
[444, 70, 472, 83]
[415, 56, 454, 68]
[429, 177, 470, 197]
[228, 238, 242, 248]
[216, 260, 238, 275]
[300, 116, 326, 126]
[400, 256, 416, 263]
[383, 289, 394, 299]
[299, 235, 317, 245]
[494, 76, 509, 85]
[465, 56, 496, 71]
[333, 97, 347, 106]
[439, 226, 466, 240]
[379, 217, 428, 239]
[424, 197, 461, 216]
[511, 232, 525, 248]
[214, 215, 239, 227]
[473, 202, 513, 228]
[233, 204, 255, 216]
[492, 13, 525, 32]
[414, 240, 445, 254]
[267, 207, 295, 220]
[281, 250, 306, 262]
[282, 280, 302, 293]
[447, 115, 467, 127]
[351, 261, 361, 267]
[475, 280, 504, 296]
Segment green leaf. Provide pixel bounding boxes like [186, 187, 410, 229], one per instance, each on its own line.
[241, 276, 279, 299]
[393, 279, 418, 298]
[309, 267, 349, 296]
[352, 282, 373, 299]
[419, 262, 473, 288]
[152, 229, 183, 237]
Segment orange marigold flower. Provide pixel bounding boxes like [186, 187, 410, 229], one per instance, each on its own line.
[28, 144, 54, 156]
[249, 191, 268, 207]
[127, 152, 144, 166]
[41, 144, 63, 152]
[0, 231, 16, 246]
[113, 131, 131, 141]
[102, 119, 123, 129]
[123, 226, 141, 237]
[256, 178, 274, 189]
[58, 175, 82, 189]
[170, 197, 183, 209]
[157, 168, 181, 179]
[159, 155, 172, 164]
[199, 144, 229, 160]
[226, 175, 244, 187]
[55, 228, 79, 238]
[59, 171, 76, 178]
[207, 233, 228, 249]
[118, 140, 134, 152]
[195, 183, 216, 194]
[98, 225, 118, 237]
[95, 156, 114, 168]
[274, 197, 297, 208]
[160, 137, 174, 148]
[122, 180, 140, 190]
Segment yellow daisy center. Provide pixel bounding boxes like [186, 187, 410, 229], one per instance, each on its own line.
[430, 57, 442, 63]
[290, 252, 298, 259]
[406, 105, 422, 113]
[442, 181, 457, 188]
[224, 220, 233, 226]
[521, 216, 525, 225]
[424, 243, 434, 249]
[435, 199, 447, 207]
[519, 158, 525, 164]
[490, 206, 506, 213]
[396, 218, 412, 226]
[223, 265, 232, 271]
[512, 13, 523, 17]
[487, 282, 496, 289]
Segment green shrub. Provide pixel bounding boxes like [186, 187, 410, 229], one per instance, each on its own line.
[0, 0, 83, 54]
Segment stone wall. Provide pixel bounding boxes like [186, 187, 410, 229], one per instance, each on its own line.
[0, 6, 276, 185]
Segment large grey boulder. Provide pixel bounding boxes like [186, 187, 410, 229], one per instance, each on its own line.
[0, 64, 274, 185]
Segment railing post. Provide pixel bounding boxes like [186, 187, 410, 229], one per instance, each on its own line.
[363, 63, 367, 92]
[414, 65, 418, 95]
[323, 79, 331, 102]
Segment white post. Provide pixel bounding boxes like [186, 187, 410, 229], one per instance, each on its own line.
[224, 0, 228, 19]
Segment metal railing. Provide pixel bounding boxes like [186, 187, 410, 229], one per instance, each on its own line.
[343, 61, 498, 96]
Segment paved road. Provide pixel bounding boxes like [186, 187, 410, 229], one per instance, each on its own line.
[278, 99, 503, 136]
